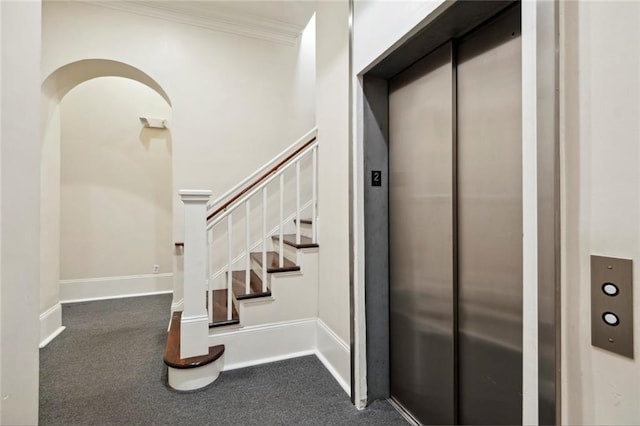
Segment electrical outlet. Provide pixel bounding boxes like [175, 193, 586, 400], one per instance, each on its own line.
[153, 265, 160, 274]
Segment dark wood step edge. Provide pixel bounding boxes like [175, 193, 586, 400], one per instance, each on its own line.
[236, 290, 271, 300]
[164, 311, 224, 369]
[208, 289, 240, 328]
[293, 218, 313, 225]
[267, 267, 299, 273]
[232, 271, 271, 300]
[234, 286, 272, 301]
[266, 264, 300, 273]
[210, 318, 240, 328]
[250, 252, 300, 273]
[272, 235, 319, 249]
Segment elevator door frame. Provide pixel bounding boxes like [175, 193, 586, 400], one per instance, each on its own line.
[359, 1, 560, 424]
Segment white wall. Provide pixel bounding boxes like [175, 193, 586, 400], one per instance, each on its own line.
[0, 1, 41, 424]
[41, 1, 316, 312]
[353, 0, 444, 74]
[40, 94, 60, 312]
[60, 77, 172, 280]
[316, 1, 351, 348]
[562, 2, 640, 424]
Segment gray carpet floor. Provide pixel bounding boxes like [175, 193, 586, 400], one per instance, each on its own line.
[40, 294, 406, 425]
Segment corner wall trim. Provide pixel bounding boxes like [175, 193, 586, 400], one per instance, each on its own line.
[60, 273, 173, 303]
[207, 318, 351, 395]
[39, 303, 66, 348]
[316, 319, 351, 395]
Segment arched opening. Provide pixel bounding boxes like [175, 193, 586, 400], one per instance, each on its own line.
[42, 59, 171, 105]
[40, 59, 173, 341]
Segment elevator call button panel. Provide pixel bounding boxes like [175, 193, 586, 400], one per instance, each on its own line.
[591, 255, 634, 358]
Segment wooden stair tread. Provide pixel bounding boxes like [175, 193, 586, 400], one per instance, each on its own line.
[273, 234, 318, 249]
[232, 270, 271, 299]
[294, 218, 313, 225]
[208, 289, 239, 327]
[250, 251, 300, 273]
[164, 311, 225, 369]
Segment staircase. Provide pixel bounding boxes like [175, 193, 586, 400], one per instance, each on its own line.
[208, 228, 318, 329]
[164, 129, 319, 391]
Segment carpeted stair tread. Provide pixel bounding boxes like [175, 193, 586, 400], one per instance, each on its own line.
[272, 234, 318, 249]
[208, 289, 239, 327]
[232, 270, 271, 299]
[250, 251, 300, 273]
[164, 311, 225, 369]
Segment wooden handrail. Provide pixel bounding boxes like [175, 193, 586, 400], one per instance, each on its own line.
[206, 136, 316, 222]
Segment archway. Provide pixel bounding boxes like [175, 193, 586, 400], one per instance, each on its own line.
[42, 59, 171, 105]
[39, 59, 173, 346]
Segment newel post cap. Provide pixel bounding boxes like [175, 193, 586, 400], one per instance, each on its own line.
[178, 189, 212, 202]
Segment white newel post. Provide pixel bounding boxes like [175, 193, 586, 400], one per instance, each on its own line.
[178, 189, 212, 359]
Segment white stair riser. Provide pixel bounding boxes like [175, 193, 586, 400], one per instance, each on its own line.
[250, 254, 300, 279]
[273, 239, 299, 264]
[297, 221, 313, 239]
[238, 250, 318, 327]
[250, 255, 266, 280]
[167, 354, 223, 391]
[220, 271, 244, 310]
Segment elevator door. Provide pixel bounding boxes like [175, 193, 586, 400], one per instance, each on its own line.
[456, 7, 522, 424]
[388, 5, 522, 425]
[389, 43, 455, 425]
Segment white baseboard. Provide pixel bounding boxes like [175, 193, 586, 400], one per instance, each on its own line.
[60, 273, 173, 303]
[209, 318, 317, 370]
[171, 298, 184, 312]
[316, 318, 351, 395]
[39, 303, 66, 348]
[208, 318, 351, 395]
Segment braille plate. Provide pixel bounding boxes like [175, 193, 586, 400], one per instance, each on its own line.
[591, 255, 634, 358]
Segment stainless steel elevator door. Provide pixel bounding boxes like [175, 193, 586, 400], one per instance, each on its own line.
[389, 43, 455, 425]
[388, 5, 522, 425]
[456, 6, 522, 425]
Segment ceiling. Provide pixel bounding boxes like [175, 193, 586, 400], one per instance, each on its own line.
[176, 1, 316, 28]
[86, 0, 316, 46]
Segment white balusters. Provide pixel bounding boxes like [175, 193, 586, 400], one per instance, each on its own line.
[227, 214, 233, 321]
[312, 146, 318, 243]
[198, 136, 318, 333]
[245, 200, 251, 295]
[279, 174, 284, 267]
[207, 229, 213, 324]
[262, 187, 268, 292]
[296, 160, 301, 245]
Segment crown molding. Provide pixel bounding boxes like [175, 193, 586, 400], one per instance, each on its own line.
[80, 1, 304, 46]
